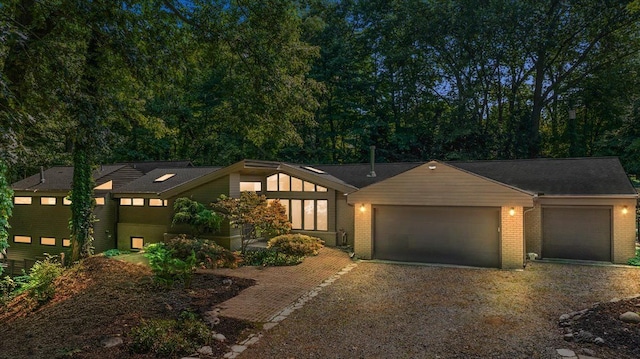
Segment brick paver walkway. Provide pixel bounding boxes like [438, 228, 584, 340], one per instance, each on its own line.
[206, 247, 353, 322]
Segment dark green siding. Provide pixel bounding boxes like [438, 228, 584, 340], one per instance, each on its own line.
[93, 195, 118, 253]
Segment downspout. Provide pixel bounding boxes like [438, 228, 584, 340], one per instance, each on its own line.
[522, 194, 538, 268]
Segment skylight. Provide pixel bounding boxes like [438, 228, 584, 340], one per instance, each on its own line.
[302, 166, 326, 174]
[154, 173, 176, 182]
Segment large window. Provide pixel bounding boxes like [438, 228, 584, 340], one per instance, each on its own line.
[266, 173, 327, 192]
[240, 182, 262, 192]
[275, 199, 328, 231]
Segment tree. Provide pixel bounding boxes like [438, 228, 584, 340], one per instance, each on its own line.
[172, 197, 223, 237]
[0, 160, 13, 274]
[213, 192, 290, 254]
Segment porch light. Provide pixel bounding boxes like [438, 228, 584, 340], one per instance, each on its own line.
[360, 204, 366, 213]
[622, 206, 628, 215]
[509, 207, 515, 216]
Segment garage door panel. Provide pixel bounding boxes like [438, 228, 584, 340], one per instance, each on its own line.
[542, 207, 611, 262]
[374, 206, 500, 267]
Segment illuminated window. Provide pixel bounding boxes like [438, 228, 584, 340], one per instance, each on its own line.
[317, 200, 328, 231]
[303, 181, 315, 192]
[240, 181, 262, 192]
[291, 177, 303, 192]
[62, 238, 71, 247]
[149, 198, 168, 207]
[303, 166, 326, 174]
[14, 197, 32, 205]
[291, 200, 302, 229]
[131, 237, 144, 250]
[132, 198, 144, 206]
[63, 197, 72, 205]
[40, 197, 57, 205]
[95, 197, 105, 205]
[94, 180, 113, 190]
[266, 173, 325, 193]
[266, 174, 278, 191]
[278, 173, 290, 191]
[274, 199, 328, 231]
[14, 236, 31, 244]
[316, 185, 327, 192]
[120, 198, 132, 206]
[304, 200, 315, 230]
[40, 237, 56, 246]
[154, 173, 175, 182]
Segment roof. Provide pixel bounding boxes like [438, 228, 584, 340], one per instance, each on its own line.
[111, 167, 222, 195]
[12, 165, 127, 192]
[115, 160, 192, 174]
[449, 157, 637, 196]
[314, 163, 423, 189]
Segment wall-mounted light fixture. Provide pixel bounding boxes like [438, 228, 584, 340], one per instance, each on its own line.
[622, 206, 628, 215]
[428, 165, 437, 170]
[360, 204, 366, 213]
[509, 207, 515, 216]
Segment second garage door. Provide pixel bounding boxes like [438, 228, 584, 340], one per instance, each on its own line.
[374, 206, 500, 268]
[542, 207, 612, 262]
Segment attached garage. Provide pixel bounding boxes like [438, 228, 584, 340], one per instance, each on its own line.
[542, 207, 612, 262]
[374, 206, 500, 267]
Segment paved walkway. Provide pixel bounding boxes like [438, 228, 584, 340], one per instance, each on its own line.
[206, 247, 354, 322]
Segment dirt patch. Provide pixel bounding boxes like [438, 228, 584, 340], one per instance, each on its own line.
[0, 256, 256, 359]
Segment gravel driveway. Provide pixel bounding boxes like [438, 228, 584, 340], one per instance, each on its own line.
[236, 261, 640, 359]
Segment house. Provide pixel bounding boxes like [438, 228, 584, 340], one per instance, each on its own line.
[6, 157, 637, 271]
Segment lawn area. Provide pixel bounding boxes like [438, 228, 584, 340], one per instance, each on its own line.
[110, 251, 149, 266]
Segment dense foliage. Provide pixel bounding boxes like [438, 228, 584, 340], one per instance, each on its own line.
[172, 197, 223, 236]
[267, 234, 325, 257]
[242, 249, 305, 267]
[0, 160, 13, 275]
[130, 311, 211, 357]
[165, 235, 239, 269]
[144, 243, 197, 288]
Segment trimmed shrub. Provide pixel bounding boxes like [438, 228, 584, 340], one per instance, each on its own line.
[129, 313, 211, 357]
[242, 249, 304, 267]
[165, 235, 239, 269]
[267, 234, 324, 257]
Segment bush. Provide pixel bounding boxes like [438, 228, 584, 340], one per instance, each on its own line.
[22, 256, 64, 303]
[242, 249, 304, 267]
[129, 313, 211, 357]
[628, 248, 640, 266]
[267, 234, 324, 257]
[103, 249, 130, 258]
[165, 235, 239, 269]
[144, 243, 197, 288]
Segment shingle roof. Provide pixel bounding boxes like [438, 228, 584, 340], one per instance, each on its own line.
[111, 167, 222, 195]
[314, 163, 423, 189]
[12, 165, 127, 192]
[115, 160, 192, 174]
[449, 157, 636, 195]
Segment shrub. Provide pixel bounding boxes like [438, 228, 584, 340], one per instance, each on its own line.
[243, 249, 304, 267]
[267, 234, 324, 257]
[22, 256, 64, 303]
[144, 243, 197, 288]
[628, 248, 640, 266]
[129, 314, 211, 357]
[103, 249, 130, 258]
[165, 235, 239, 269]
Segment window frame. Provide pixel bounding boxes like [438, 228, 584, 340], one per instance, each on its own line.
[131, 237, 144, 250]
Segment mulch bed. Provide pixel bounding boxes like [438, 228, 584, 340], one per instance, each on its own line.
[0, 256, 256, 359]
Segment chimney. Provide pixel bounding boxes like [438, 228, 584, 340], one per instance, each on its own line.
[40, 166, 45, 184]
[367, 145, 377, 178]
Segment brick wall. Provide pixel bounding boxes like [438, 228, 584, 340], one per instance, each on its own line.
[354, 203, 372, 259]
[501, 206, 524, 269]
[524, 205, 542, 256]
[613, 201, 637, 264]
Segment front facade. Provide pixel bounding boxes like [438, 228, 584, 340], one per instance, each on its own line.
[7, 157, 638, 270]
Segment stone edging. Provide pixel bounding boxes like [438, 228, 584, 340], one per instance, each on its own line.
[222, 262, 359, 359]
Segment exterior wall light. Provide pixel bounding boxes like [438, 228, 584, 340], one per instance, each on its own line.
[360, 204, 366, 213]
[509, 207, 515, 216]
[428, 165, 437, 170]
[622, 206, 628, 215]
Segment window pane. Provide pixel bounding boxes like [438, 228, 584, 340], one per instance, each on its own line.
[303, 181, 315, 192]
[279, 173, 290, 191]
[154, 174, 175, 182]
[63, 197, 72, 205]
[120, 198, 132, 206]
[316, 185, 327, 192]
[94, 180, 113, 190]
[62, 238, 71, 247]
[304, 200, 315, 230]
[40, 197, 56, 205]
[14, 236, 31, 243]
[280, 199, 290, 220]
[41, 237, 56, 246]
[291, 200, 302, 229]
[267, 174, 278, 191]
[240, 181, 262, 192]
[149, 198, 165, 207]
[291, 177, 303, 191]
[132, 198, 144, 206]
[14, 197, 32, 205]
[317, 200, 328, 231]
[131, 237, 144, 250]
[95, 197, 105, 205]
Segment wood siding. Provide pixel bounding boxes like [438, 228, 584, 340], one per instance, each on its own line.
[348, 161, 533, 207]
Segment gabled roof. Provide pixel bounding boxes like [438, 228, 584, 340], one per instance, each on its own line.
[449, 157, 637, 196]
[115, 160, 192, 174]
[314, 163, 423, 189]
[12, 165, 129, 192]
[111, 167, 222, 195]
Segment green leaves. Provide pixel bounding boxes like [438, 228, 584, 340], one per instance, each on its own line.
[171, 197, 223, 236]
[0, 160, 13, 275]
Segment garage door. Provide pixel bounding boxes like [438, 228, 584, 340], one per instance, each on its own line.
[374, 206, 500, 268]
[542, 207, 611, 262]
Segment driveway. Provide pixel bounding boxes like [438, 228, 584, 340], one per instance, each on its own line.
[236, 261, 640, 359]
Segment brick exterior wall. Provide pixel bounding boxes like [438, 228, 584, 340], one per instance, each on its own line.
[501, 206, 524, 269]
[613, 202, 636, 264]
[524, 205, 542, 257]
[354, 203, 373, 259]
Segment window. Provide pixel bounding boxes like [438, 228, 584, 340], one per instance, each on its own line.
[131, 237, 144, 250]
[95, 197, 105, 205]
[303, 181, 315, 192]
[317, 200, 328, 231]
[154, 173, 175, 182]
[240, 181, 262, 192]
[278, 173, 290, 191]
[40, 197, 57, 205]
[132, 198, 144, 206]
[267, 174, 278, 191]
[266, 173, 326, 193]
[303, 166, 326, 174]
[120, 198, 132, 206]
[14, 197, 32, 205]
[94, 180, 113, 190]
[14, 236, 31, 244]
[291, 177, 303, 192]
[149, 198, 168, 207]
[304, 200, 315, 230]
[40, 237, 56, 246]
[63, 197, 72, 205]
[316, 185, 327, 192]
[62, 238, 71, 247]
[291, 200, 302, 230]
[276, 199, 328, 231]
